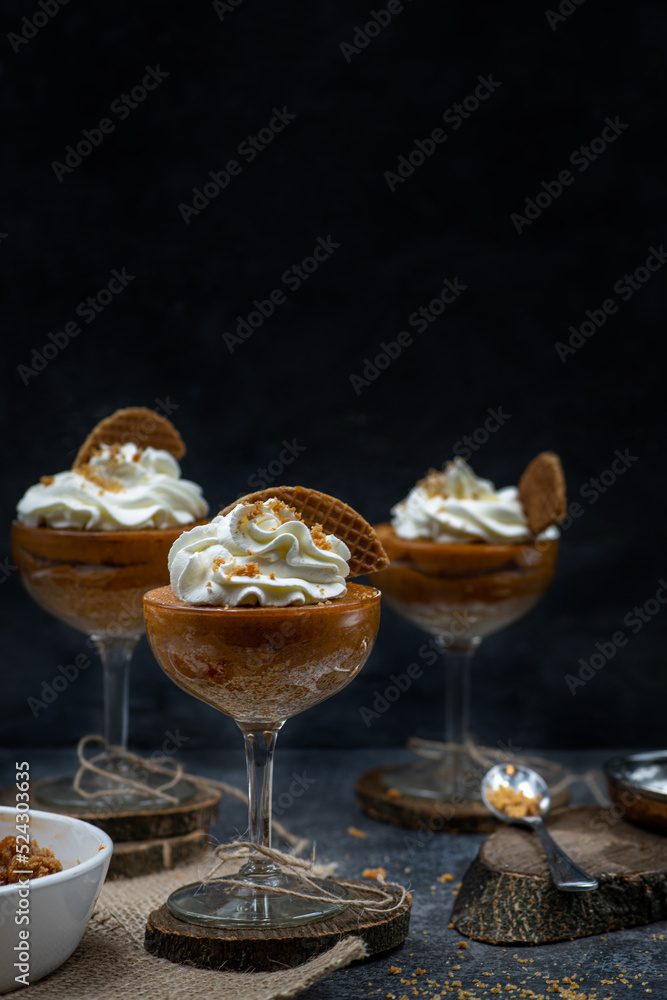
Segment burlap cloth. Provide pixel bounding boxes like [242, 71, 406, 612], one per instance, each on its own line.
[21, 853, 367, 999]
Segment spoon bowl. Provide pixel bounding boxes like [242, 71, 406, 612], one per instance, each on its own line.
[481, 762, 598, 893]
[482, 762, 550, 824]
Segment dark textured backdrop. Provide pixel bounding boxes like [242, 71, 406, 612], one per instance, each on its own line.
[2, 1, 663, 756]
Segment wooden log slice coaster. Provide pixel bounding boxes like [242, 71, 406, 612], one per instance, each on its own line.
[108, 829, 211, 880]
[452, 806, 667, 944]
[355, 764, 570, 833]
[1, 780, 221, 843]
[144, 881, 411, 972]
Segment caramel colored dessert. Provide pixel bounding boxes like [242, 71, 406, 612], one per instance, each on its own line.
[0, 836, 63, 885]
[486, 785, 541, 819]
[369, 523, 558, 642]
[143, 583, 381, 725]
[11, 521, 204, 637]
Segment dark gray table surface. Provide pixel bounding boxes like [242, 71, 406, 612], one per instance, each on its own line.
[4, 747, 666, 999]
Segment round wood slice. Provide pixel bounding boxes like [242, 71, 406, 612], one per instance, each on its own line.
[108, 829, 210, 880]
[355, 764, 570, 833]
[144, 880, 411, 971]
[452, 806, 667, 944]
[1, 780, 221, 843]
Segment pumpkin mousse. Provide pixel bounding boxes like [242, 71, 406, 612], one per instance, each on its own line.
[12, 408, 209, 638]
[144, 494, 382, 725]
[369, 455, 564, 644]
[144, 489, 386, 929]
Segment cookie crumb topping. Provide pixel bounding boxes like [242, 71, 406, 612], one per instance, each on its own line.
[310, 522, 333, 550]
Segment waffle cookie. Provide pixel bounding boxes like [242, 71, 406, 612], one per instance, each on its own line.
[518, 452, 567, 535]
[219, 486, 389, 578]
[73, 407, 186, 468]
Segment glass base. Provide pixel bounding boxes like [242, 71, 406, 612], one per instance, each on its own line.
[34, 758, 198, 813]
[168, 866, 349, 928]
[380, 750, 484, 804]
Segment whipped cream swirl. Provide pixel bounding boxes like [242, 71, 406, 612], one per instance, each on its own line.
[169, 499, 350, 606]
[391, 458, 534, 544]
[16, 443, 208, 530]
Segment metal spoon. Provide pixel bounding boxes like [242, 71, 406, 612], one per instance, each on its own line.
[481, 763, 598, 893]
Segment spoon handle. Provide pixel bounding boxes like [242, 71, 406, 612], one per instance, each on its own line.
[532, 818, 599, 892]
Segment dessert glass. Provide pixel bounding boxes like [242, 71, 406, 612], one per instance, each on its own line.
[368, 523, 559, 803]
[11, 521, 201, 811]
[143, 581, 381, 927]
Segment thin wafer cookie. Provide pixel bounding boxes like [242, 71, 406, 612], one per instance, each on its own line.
[518, 451, 567, 535]
[219, 486, 389, 578]
[73, 407, 186, 467]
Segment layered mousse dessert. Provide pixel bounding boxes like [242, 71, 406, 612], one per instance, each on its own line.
[144, 492, 383, 725]
[12, 408, 209, 810]
[358, 453, 566, 808]
[370, 454, 564, 644]
[143, 486, 387, 928]
[12, 408, 209, 638]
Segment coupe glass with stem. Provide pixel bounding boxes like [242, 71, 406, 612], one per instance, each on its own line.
[11, 521, 200, 811]
[368, 524, 559, 804]
[143, 580, 381, 928]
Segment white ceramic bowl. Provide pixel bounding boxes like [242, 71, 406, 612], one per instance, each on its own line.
[0, 807, 113, 994]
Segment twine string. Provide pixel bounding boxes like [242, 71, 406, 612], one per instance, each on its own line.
[406, 736, 609, 806]
[206, 841, 409, 915]
[73, 734, 308, 853]
[74, 735, 186, 805]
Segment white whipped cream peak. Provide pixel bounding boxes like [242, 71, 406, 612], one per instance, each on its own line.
[169, 499, 350, 607]
[16, 443, 208, 530]
[391, 457, 535, 544]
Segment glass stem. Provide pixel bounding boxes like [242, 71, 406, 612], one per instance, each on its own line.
[238, 724, 283, 876]
[436, 636, 480, 795]
[93, 635, 138, 760]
